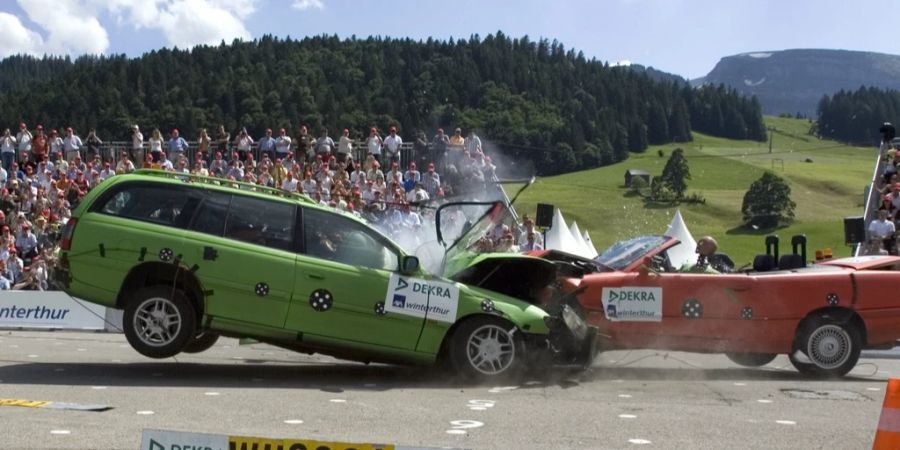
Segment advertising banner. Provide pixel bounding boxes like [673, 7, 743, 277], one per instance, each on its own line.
[0, 292, 108, 330]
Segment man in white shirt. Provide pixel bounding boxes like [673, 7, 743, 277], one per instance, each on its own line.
[337, 128, 353, 164]
[99, 162, 115, 180]
[48, 129, 64, 157]
[301, 172, 317, 195]
[384, 126, 403, 168]
[63, 127, 83, 161]
[131, 125, 144, 164]
[281, 172, 298, 192]
[869, 209, 897, 255]
[1, 128, 16, 172]
[466, 130, 483, 154]
[275, 128, 292, 159]
[16, 123, 32, 159]
[158, 152, 174, 171]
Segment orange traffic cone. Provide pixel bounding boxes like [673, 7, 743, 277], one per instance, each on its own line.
[873, 379, 900, 449]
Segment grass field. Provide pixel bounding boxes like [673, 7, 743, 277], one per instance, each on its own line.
[514, 116, 879, 266]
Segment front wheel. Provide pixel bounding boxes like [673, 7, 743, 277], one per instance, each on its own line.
[123, 286, 197, 359]
[791, 317, 861, 378]
[449, 317, 525, 381]
[725, 352, 777, 367]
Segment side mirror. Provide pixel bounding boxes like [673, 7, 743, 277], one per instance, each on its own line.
[401, 256, 420, 274]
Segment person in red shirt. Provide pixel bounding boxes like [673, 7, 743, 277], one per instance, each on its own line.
[31, 125, 47, 164]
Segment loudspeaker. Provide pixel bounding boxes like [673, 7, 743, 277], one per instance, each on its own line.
[844, 216, 866, 244]
[535, 203, 554, 228]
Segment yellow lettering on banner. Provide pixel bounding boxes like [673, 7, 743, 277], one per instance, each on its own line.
[228, 436, 394, 450]
[0, 398, 50, 408]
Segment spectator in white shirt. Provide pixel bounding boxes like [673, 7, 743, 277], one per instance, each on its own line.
[366, 127, 383, 165]
[275, 128, 292, 158]
[131, 124, 144, 163]
[869, 209, 897, 255]
[1, 128, 16, 171]
[281, 172, 298, 192]
[384, 126, 403, 168]
[233, 127, 254, 160]
[16, 123, 32, 158]
[337, 128, 353, 164]
[48, 129, 64, 158]
[63, 127, 83, 161]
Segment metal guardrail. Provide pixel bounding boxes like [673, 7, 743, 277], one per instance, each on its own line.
[855, 144, 887, 256]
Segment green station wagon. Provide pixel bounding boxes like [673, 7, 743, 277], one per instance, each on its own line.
[55, 170, 595, 379]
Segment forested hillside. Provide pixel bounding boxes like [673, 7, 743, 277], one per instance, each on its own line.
[0, 33, 766, 175]
[817, 86, 900, 144]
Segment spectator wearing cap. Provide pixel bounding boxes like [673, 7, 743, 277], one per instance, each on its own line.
[869, 209, 897, 255]
[272, 128, 291, 160]
[431, 128, 449, 170]
[422, 163, 440, 197]
[16, 123, 32, 164]
[295, 125, 314, 162]
[226, 159, 244, 180]
[100, 162, 115, 181]
[366, 127, 383, 165]
[301, 171, 317, 195]
[31, 126, 47, 164]
[403, 162, 421, 192]
[258, 128, 276, 162]
[158, 152, 174, 171]
[6, 249, 23, 285]
[315, 127, 335, 159]
[448, 127, 466, 169]
[63, 127, 83, 162]
[1, 128, 17, 171]
[48, 129, 63, 160]
[384, 126, 403, 168]
[131, 125, 144, 164]
[233, 127, 254, 161]
[167, 129, 188, 162]
[116, 152, 135, 174]
[337, 129, 353, 164]
[148, 128, 164, 162]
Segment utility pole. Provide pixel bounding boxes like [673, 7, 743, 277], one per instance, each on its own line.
[768, 126, 775, 154]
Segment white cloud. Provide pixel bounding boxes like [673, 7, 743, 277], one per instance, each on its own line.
[15, 0, 110, 55]
[292, 0, 323, 11]
[0, 12, 44, 58]
[103, 0, 257, 48]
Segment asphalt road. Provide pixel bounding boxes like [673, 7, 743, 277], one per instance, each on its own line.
[0, 330, 892, 450]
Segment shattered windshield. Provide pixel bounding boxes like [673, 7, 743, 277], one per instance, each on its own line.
[595, 235, 667, 270]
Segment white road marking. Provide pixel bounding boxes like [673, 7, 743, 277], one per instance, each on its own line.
[76, 348, 86, 352]
[329, 399, 346, 403]
[91, 386, 107, 390]
[27, 354, 38, 358]
[283, 420, 303, 424]
[733, 382, 747, 386]
[449, 420, 484, 430]
[469, 407, 487, 411]
[488, 386, 518, 393]
[204, 392, 220, 396]
[445, 430, 467, 435]
[619, 414, 637, 419]
[628, 438, 651, 444]
[468, 400, 495, 411]
[136, 411, 155, 415]
[618, 394, 633, 398]
[776, 420, 796, 425]
[867, 388, 881, 391]
[757, 399, 773, 404]
[50, 430, 71, 435]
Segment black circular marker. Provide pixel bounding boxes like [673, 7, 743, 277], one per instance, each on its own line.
[682, 299, 703, 319]
[309, 289, 334, 312]
[158, 248, 173, 262]
[255, 282, 269, 297]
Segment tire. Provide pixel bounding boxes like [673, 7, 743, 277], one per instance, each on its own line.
[791, 316, 862, 378]
[181, 331, 220, 354]
[725, 352, 777, 367]
[123, 286, 197, 359]
[449, 317, 525, 381]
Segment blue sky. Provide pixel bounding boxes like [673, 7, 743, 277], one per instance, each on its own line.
[0, 0, 891, 78]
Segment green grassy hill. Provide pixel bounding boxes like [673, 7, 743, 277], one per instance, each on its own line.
[515, 116, 877, 265]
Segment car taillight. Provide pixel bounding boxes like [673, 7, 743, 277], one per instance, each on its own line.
[60, 218, 78, 251]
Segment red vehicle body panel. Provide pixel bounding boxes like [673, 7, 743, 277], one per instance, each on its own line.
[531, 243, 900, 355]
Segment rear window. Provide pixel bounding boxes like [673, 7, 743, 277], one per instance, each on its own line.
[223, 195, 296, 251]
[94, 183, 191, 227]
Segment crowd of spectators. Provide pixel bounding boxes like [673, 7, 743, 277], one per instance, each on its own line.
[0, 121, 537, 290]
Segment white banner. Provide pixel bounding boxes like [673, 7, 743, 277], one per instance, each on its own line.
[0, 292, 108, 330]
[601, 286, 663, 322]
[384, 274, 459, 323]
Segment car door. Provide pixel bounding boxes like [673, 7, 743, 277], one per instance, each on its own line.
[182, 190, 297, 329]
[284, 207, 425, 350]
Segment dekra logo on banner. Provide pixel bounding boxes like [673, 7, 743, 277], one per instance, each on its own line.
[608, 290, 658, 302]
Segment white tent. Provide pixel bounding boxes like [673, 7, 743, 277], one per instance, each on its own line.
[664, 209, 697, 268]
[545, 208, 586, 257]
[583, 230, 599, 258]
[569, 221, 589, 250]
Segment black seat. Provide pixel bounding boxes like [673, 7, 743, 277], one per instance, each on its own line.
[708, 253, 735, 273]
[753, 254, 776, 272]
[778, 254, 804, 270]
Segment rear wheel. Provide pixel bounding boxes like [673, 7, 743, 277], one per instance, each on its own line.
[725, 352, 777, 367]
[181, 331, 220, 354]
[449, 317, 525, 381]
[123, 286, 197, 359]
[791, 316, 861, 378]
